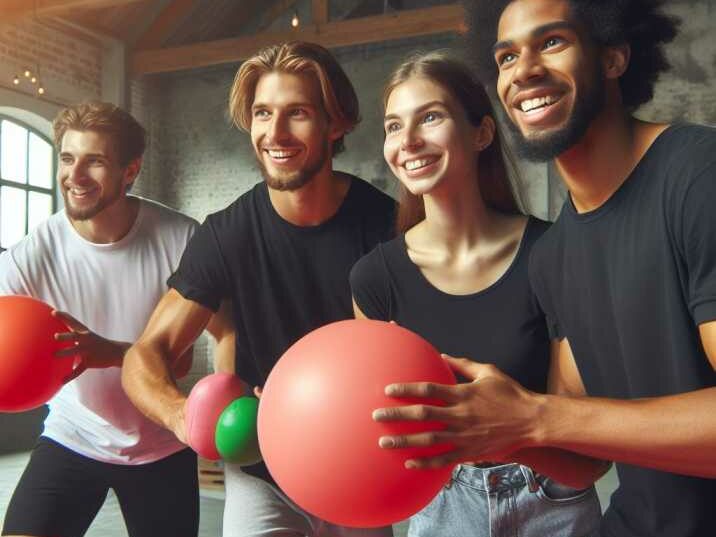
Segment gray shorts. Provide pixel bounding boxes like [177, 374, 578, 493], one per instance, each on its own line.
[408, 463, 601, 537]
[222, 462, 394, 537]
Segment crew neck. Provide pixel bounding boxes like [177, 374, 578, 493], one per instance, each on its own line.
[65, 196, 145, 250]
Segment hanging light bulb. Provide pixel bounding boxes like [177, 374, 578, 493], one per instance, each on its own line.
[24, 68, 31, 78]
[13, 74, 20, 85]
[30, 75, 37, 84]
[291, 11, 299, 28]
[38, 86, 45, 95]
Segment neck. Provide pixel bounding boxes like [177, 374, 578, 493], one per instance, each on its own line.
[555, 102, 668, 213]
[268, 165, 350, 226]
[420, 169, 499, 252]
[69, 195, 140, 244]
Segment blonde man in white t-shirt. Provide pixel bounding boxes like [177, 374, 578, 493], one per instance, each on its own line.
[0, 102, 231, 537]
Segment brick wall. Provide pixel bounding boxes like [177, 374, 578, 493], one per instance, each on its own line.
[0, 20, 103, 107]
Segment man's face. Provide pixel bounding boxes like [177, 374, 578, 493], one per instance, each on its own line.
[494, 0, 605, 161]
[250, 71, 339, 191]
[58, 130, 135, 221]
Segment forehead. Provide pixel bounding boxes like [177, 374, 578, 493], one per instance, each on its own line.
[60, 129, 115, 157]
[497, 0, 574, 43]
[253, 71, 323, 107]
[386, 77, 457, 115]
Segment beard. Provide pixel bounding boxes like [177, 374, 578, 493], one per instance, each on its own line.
[505, 65, 606, 162]
[257, 142, 330, 192]
[62, 184, 123, 221]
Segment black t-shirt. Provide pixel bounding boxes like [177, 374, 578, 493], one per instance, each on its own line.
[169, 175, 395, 478]
[350, 217, 551, 393]
[529, 124, 716, 537]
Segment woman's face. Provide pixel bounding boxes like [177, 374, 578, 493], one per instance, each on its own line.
[383, 76, 480, 197]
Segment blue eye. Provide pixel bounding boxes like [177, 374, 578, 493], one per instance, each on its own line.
[543, 36, 564, 49]
[497, 52, 517, 67]
[385, 122, 400, 134]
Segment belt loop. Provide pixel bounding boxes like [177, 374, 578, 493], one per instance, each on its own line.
[521, 465, 539, 493]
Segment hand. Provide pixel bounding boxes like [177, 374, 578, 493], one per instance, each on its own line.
[372, 355, 543, 468]
[53, 310, 127, 383]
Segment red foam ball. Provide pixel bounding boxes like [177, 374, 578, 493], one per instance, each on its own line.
[0, 295, 76, 412]
[258, 319, 456, 528]
[185, 372, 244, 460]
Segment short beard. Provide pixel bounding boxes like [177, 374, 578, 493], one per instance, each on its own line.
[506, 67, 606, 162]
[257, 143, 329, 192]
[62, 190, 119, 221]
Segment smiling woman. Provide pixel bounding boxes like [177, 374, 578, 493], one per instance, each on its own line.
[0, 116, 55, 250]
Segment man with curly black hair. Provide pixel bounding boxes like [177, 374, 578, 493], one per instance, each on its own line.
[371, 1, 716, 536]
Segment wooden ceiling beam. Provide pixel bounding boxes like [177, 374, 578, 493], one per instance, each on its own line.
[0, 0, 145, 23]
[312, 0, 328, 25]
[133, 0, 197, 50]
[131, 3, 463, 76]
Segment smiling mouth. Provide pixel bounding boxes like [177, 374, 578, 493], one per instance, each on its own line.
[517, 94, 563, 114]
[264, 148, 301, 161]
[403, 156, 439, 171]
[67, 187, 97, 198]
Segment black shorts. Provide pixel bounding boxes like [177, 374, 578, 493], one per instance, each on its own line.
[2, 437, 198, 537]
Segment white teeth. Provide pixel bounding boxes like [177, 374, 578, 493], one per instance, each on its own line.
[267, 149, 299, 159]
[70, 188, 92, 196]
[519, 95, 556, 113]
[405, 157, 437, 171]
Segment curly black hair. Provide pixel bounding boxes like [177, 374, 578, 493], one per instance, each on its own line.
[464, 0, 680, 110]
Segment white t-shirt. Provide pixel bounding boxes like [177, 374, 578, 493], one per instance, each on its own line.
[0, 197, 197, 465]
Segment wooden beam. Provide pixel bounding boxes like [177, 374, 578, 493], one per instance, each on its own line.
[255, 0, 298, 33]
[134, 0, 197, 50]
[131, 4, 463, 75]
[0, 0, 145, 23]
[312, 0, 327, 25]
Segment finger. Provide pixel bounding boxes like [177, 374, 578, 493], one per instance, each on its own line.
[405, 451, 462, 470]
[253, 386, 263, 399]
[389, 320, 398, 326]
[55, 347, 81, 358]
[377, 430, 453, 449]
[384, 381, 462, 403]
[442, 355, 496, 382]
[54, 332, 79, 342]
[62, 362, 87, 384]
[372, 403, 453, 423]
[51, 310, 86, 332]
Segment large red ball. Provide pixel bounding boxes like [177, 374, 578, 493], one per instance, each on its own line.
[0, 295, 76, 412]
[185, 372, 244, 460]
[258, 319, 456, 528]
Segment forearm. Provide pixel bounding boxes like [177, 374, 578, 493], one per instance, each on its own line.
[535, 387, 716, 477]
[213, 332, 236, 374]
[121, 341, 186, 435]
[510, 447, 610, 489]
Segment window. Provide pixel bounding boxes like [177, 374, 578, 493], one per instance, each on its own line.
[0, 116, 56, 250]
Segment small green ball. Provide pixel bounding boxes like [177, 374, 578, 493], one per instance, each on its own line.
[215, 396, 262, 465]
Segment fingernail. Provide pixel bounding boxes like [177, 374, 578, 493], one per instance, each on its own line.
[405, 460, 417, 469]
[372, 409, 385, 420]
[384, 385, 397, 396]
[379, 437, 395, 448]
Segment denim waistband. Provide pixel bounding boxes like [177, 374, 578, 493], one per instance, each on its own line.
[451, 463, 539, 493]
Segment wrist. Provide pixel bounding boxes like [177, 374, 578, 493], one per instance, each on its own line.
[528, 392, 554, 447]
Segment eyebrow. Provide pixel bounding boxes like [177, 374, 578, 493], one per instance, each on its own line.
[59, 152, 109, 159]
[251, 101, 315, 111]
[384, 100, 447, 122]
[492, 21, 576, 53]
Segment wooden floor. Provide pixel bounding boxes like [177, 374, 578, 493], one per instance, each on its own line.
[0, 451, 617, 537]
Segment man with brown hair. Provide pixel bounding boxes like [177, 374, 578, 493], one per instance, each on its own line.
[0, 102, 212, 537]
[122, 41, 395, 536]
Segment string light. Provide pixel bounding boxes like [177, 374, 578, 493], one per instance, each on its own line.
[291, 11, 300, 27]
[24, 68, 31, 78]
[13, 75, 20, 85]
[38, 86, 45, 95]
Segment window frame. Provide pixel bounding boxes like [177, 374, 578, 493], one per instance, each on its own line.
[0, 113, 57, 250]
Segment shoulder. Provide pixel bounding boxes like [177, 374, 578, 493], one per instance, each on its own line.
[650, 124, 716, 184]
[203, 182, 264, 229]
[350, 237, 400, 284]
[137, 197, 198, 230]
[5, 211, 68, 262]
[347, 175, 396, 209]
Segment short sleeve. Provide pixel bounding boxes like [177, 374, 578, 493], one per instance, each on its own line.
[167, 216, 230, 312]
[0, 250, 30, 296]
[528, 242, 563, 340]
[349, 246, 391, 321]
[680, 168, 716, 324]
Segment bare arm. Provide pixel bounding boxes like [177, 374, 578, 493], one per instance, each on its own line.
[122, 289, 214, 443]
[534, 324, 716, 477]
[508, 339, 611, 488]
[207, 300, 236, 374]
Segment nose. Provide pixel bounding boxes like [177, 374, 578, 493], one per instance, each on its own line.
[400, 123, 424, 152]
[512, 48, 547, 86]
[267, 113, 290, 144]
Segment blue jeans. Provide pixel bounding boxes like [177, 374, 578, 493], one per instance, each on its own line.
[408, 463, 601, 537]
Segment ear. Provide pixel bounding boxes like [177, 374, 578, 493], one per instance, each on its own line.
[602, 44, 630, 80]
[123, 157, 142, 188]
[474, 115, 496, 152]
[327, 120, 346, 143]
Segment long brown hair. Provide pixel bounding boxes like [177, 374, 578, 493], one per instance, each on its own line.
[383, 51, 521, 233]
